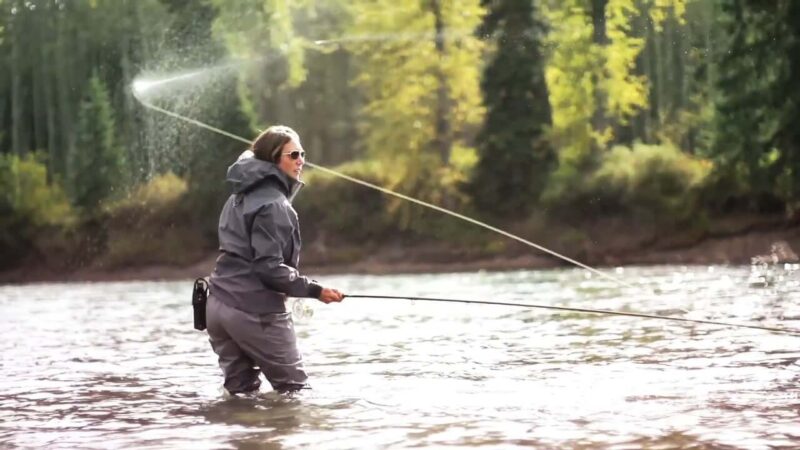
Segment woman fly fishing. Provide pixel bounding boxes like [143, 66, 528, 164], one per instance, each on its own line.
[205, 125, 344, 395]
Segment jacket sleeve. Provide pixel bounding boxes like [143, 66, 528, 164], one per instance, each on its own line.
[250, 203, 323, 298]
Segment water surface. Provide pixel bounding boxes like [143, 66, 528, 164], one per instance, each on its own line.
[2, 266, 799, 448]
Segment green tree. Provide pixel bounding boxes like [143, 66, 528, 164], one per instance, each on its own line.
[0, 0, 172, 183]
[710, 0, 800, 211]
[209, 0, 310, 129]
[68, 74, 124, 213]
[209, 0, 361, 166]
[468, 0, 553, 217]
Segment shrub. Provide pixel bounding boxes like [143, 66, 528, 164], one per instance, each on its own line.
[295, 160, 392, 242]
[109, 171, 187, 211]
[103, 172, 206, 267]
[0, 153, 74, 269]
[547, 142, 712, 225]
[297, 150, 486, 246]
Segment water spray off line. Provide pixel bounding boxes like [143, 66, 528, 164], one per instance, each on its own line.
[133, 86, 640, 293]
[135, 98, 252, 146]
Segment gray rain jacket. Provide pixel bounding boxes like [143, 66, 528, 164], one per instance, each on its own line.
[209, 153, 322, 314]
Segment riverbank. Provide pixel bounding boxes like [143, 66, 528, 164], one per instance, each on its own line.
[2, 215, 799, 285]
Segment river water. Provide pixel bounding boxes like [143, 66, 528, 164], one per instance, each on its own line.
[2, 266, 799, 449]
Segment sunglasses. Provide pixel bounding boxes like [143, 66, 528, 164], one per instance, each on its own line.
[282, 150, 306, 160]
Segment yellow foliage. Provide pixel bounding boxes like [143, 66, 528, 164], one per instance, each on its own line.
[111, 172, 187, 211]
[102, 172, 197, 267]
[347, 0, 486, 194]
[649, 0, 687, 30]
[542, 0, 599, 164]
[1, 153, 74, 228]
[604, 0, 648, 121]
[265, 0, 308, 87]
[592, 141, 711, 215]
[543, 0, 650, 167]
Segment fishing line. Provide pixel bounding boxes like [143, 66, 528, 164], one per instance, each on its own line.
[134, 64, 799, 338]
[344, 294, 800, 337]
[133, 91, 639, 292]
[136, 99, 251, 145]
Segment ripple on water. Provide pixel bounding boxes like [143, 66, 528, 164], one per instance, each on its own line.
[1, 266, 799, 448]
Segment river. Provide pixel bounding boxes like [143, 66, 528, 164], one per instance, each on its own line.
[2, 265, 799, 449]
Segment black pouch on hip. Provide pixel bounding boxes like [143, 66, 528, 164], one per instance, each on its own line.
[192, 278, 209, 331]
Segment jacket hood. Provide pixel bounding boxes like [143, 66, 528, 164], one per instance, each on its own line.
[226, 151, 304, 198]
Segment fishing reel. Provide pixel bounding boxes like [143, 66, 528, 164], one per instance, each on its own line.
[291, 297, 315, 321]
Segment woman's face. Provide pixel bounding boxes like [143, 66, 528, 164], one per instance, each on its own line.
[277, 139, 305, 180]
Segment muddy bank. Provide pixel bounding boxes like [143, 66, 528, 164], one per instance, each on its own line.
[2, 219, 799, 285]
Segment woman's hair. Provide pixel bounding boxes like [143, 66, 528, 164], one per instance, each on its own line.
[251, 125, 300, 163]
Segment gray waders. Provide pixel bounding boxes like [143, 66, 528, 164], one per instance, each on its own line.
[206, 294, 308, 394]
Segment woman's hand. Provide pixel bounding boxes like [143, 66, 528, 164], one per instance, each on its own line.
[319, 288, 344, 304]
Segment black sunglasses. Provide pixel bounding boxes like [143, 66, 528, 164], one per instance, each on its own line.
[282, 150, 306, 160]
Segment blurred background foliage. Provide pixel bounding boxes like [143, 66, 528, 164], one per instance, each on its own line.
[1, 0, 799, 271]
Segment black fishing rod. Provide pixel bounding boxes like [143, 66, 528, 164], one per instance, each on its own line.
[344, 294, 800, 337]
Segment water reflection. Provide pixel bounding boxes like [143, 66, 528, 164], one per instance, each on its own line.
[1, 266, 799, 448]
[195, 395, 305, 449]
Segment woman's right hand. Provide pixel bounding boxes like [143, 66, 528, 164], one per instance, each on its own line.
[319, 288, 344, 304]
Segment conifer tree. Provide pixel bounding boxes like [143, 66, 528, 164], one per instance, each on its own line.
[468, 0, 553, 217]
[68, 74, 123, 213]
[711, 0, 800, 208]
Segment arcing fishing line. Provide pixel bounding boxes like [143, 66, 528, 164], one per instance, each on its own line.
[132, 78, 635, 293]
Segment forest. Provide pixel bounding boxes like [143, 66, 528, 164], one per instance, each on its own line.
[1, 0, 799, 276]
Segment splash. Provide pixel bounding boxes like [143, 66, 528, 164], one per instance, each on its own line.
[748, 241, 800, 288]
[132, 62, 238, 102]
[129, 59, 253, 178]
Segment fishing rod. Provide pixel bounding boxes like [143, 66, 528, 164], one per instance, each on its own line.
[344, 294, 800, 337]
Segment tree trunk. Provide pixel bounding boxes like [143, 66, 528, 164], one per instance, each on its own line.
[119, 0, 137, 185]
[652, 14, 665, 129]
[590, 0, 609, 141]
[430, 0, 452, 165]
[591, 0, 609, 45]
[32, 5, 47, 157]
[41, 2, 58, 178]
[55, 5, 74, 180]
[11, 1, 27, 156]
[632, 4, 648, 142]
[704, 0, 715, 97]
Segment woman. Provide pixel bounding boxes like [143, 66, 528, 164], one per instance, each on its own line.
[207, 125, 344, 395]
